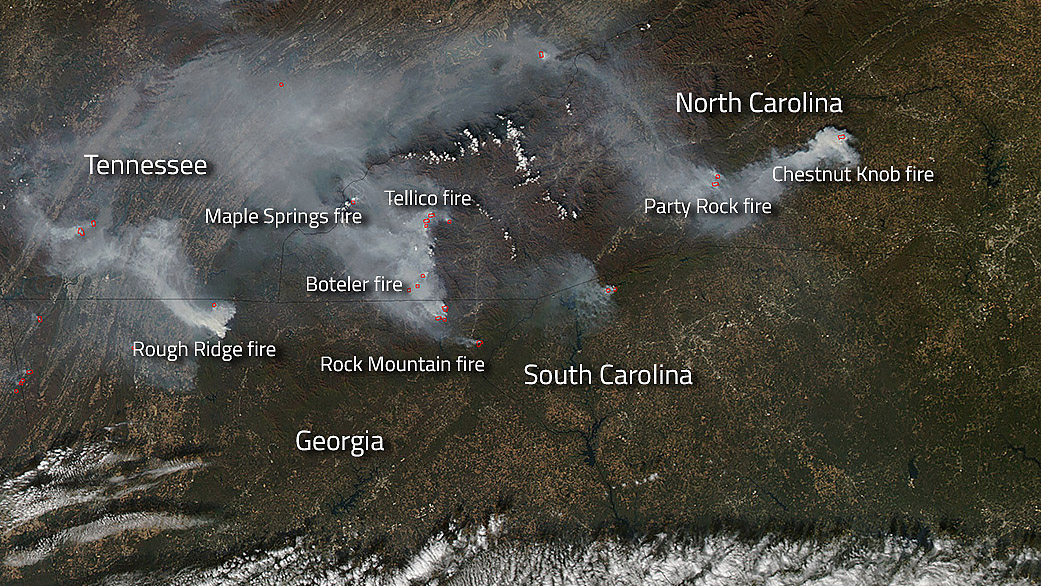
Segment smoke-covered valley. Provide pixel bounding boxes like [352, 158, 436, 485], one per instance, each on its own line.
[4, 22, 860, 376]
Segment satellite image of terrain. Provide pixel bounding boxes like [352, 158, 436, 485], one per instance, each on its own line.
[1, 0, 1040, 584]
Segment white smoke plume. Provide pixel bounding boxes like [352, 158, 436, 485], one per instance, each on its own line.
[695, 126, 859, 234]
[5, 21, 857, 360]
[3, 35, 577, 337]
[21, 206, 234, 337]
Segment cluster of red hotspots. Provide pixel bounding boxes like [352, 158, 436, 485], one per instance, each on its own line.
[431, 304, 483, 348]
[406, 272, 428, 294]
[423, 211, 452, 230]
[76, 219, 97, 236]
[15, 316, 46, 391]
[15, 368, 32, 392]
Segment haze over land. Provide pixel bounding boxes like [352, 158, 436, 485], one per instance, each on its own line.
[1, 0, 1040, 584]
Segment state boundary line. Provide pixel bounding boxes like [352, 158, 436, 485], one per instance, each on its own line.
[0, 276, 601, 304]
[0, 238, 963, 304]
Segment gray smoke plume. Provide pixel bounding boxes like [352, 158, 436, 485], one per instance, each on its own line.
[7, 33, 580, 337]
[20, 204, 234, 338]
[6, 21, 860, 358]
[645, 126, 859, 235]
